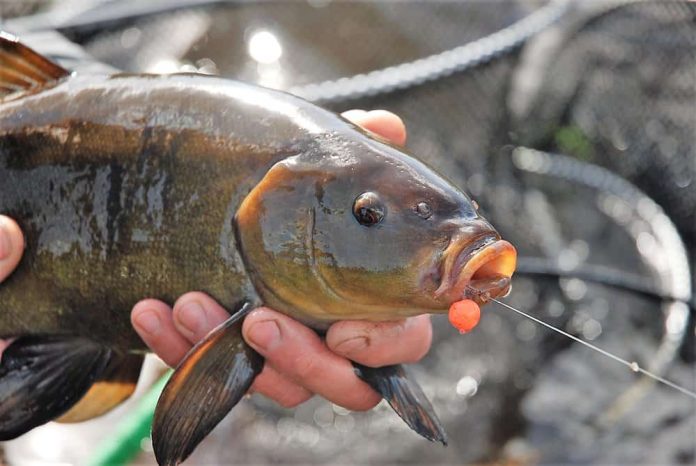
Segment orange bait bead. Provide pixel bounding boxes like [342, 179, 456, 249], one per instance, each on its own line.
[448, 299, 481, 334]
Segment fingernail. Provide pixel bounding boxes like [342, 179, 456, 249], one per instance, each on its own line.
[177, 301, 207, 337]
[0, 222, 10, 260]
[334, 336, 368, 355]
[341, 109, 367, 119]
[134, 310, 161, 336]
[246, 320, 281, 351]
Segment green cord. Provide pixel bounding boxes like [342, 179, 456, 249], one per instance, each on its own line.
[86, 371, 172, 466]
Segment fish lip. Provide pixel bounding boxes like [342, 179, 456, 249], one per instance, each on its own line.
[434, 235, 517, 304]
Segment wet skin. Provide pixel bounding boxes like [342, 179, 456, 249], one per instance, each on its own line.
[0, 111, 431, 412]
[0, 73, 514, 354]
[132, 111, 432, 410]
[0, 36, 518, 460]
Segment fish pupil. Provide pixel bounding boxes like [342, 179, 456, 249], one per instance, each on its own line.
[356, 207, 382, 225]
[353, 192, 385, 226]
[416, 201, 432, 219]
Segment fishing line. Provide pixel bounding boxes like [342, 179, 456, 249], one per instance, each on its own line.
[466, 286, 696, 400]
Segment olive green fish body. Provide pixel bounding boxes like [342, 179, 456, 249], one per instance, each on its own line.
[0, 74, 336, 348]
[0, 34, 517, 464]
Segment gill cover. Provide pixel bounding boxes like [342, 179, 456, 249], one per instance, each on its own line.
[235, 151, 331, 323]
[235, 133, 485, 325]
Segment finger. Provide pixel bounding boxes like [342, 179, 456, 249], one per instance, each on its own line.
[131, 299, 192, 367]
[0, 216, 24, 282]
[0, 339, 12, 358]
[171, 296, 313, 407]
[341, 109, 368, 123]
[342, 109, 407, 146]
[242, 308, 381, 411]
[171, 292, 230, 344]
[251, 365, 313, 409]
[326, 315, 432, 368]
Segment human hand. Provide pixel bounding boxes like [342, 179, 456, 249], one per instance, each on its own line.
[132, 109, 433, 411]
[0, 216, 24, 354]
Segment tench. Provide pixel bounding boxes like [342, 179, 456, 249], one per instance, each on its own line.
[0, 33, 516, 465]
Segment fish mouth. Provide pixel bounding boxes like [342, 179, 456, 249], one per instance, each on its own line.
[434, 234, 517, 305]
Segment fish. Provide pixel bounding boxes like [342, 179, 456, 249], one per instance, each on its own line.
[0, 32, 516, 465]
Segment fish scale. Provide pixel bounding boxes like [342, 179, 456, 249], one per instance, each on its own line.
[0, 33, 516, 465]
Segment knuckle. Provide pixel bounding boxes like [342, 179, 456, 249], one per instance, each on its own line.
[292, 353, 321, 380]
[253, 368, 313, 408]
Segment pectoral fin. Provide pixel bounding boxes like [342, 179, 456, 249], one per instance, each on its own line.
[0, 335, 112, 440]
[354, 363, 448, 445]
[57, 353, 144, 423]
[152, 303, 263, 466]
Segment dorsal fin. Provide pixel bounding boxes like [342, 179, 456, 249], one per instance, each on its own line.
[0, 31, 70, 99]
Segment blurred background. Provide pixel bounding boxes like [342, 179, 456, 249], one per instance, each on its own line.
[1, 0, 694, 464]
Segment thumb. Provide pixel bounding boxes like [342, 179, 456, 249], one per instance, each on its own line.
[0, 216, 24, 282]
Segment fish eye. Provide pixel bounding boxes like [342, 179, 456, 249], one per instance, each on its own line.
[353, 192, 385, 226]
[415, 201, 432, 219]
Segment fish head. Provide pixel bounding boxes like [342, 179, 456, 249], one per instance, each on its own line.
[235, 130, 516, 324]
